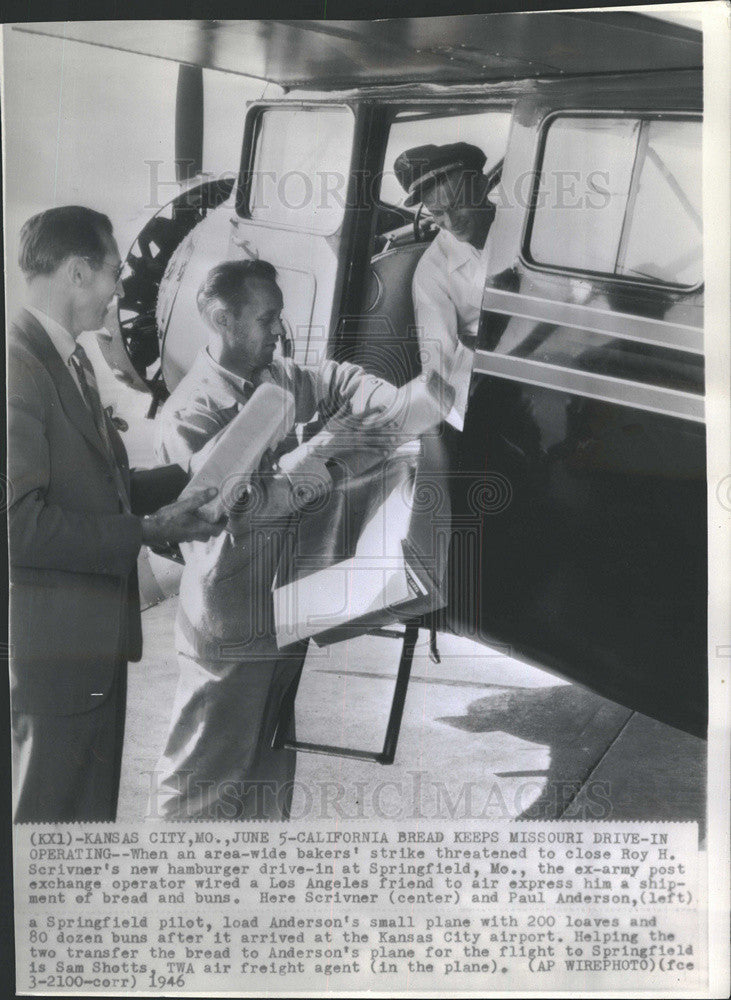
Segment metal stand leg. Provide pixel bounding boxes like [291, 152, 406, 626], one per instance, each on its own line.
[272, 622, 420, 765]
[379, 623, 418, 764]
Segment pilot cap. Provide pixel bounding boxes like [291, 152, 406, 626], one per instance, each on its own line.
[394, 142, 487, 207]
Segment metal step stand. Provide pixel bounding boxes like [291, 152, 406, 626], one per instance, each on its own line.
[271, 622, 420, 765]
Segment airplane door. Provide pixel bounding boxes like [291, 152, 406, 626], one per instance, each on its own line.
[450, 98, 706, 738]
[159, 102, 356, 388]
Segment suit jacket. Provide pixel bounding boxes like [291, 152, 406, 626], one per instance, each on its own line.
[7, 309, 186, 716]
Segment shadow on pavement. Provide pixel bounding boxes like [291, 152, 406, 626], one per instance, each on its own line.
[437, 683, 705, 834]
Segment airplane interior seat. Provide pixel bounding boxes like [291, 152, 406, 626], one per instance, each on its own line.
[343, 240, 430, 387]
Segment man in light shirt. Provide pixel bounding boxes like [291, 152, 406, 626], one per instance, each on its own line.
[7, 205, 222, 822]
[150, 258, 401, 821]
[394, 142, 497, 426]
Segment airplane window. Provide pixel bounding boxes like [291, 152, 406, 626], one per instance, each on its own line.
[528, 117, 639, 275]
[618, 120, 702, 286]
[247, 106, 355, 234]
[379, 109, 512, 207]
[527, 115, 702, 288]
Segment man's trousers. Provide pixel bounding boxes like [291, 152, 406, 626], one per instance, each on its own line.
[12, 660, 128, 823]
[149, 619, 306, 821]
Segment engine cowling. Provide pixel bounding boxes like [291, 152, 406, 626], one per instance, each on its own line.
[100, 177, 236, 408]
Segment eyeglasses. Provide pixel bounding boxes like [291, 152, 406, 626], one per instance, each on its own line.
[82, 257, 125, 282]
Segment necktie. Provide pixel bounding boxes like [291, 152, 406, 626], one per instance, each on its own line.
[69, 343, 131, 513]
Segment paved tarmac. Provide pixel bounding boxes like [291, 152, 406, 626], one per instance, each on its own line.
[119, 597, 706, 838]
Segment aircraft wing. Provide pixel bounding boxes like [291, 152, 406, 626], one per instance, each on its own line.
[12, 13, 702, 90]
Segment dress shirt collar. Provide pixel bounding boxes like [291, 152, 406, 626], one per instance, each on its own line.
[26, 306, 78, 365]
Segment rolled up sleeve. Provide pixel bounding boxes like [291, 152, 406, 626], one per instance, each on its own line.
[292, 357, 399, 421]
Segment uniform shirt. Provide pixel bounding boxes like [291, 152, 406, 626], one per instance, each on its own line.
[156, 349, 394, 655]
[411, 229, 487, 427]
[156, 349, 387, 471]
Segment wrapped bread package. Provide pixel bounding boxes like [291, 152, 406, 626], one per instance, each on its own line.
[288, 368, 456, 485]
[348, 368, 456, 440]
[179, 382, 296, 522]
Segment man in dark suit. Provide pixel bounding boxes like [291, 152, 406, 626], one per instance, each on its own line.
[7, 205, 223, 823]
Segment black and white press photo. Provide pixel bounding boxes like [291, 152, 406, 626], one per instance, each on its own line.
[2, 3, 729, 996]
